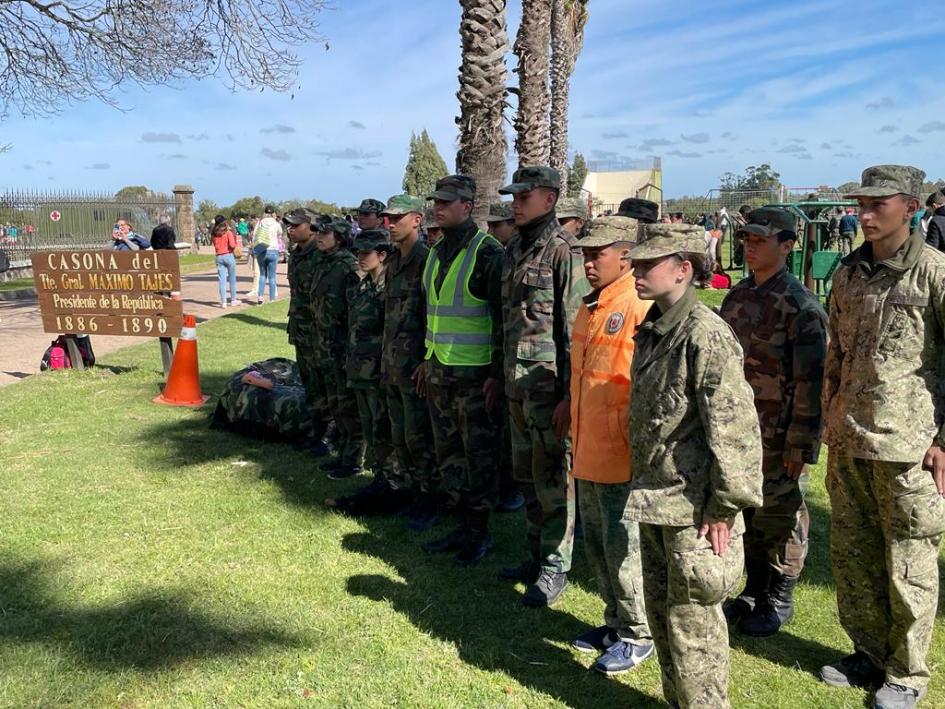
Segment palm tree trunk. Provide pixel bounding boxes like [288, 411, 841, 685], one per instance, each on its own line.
[549, 0, 588, 189]
[512, 0, 551, 167]
[456, 0, 511, 222]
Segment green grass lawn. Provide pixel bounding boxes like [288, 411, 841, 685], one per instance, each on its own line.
[2, 302, 944, 707]
[0, 277, 35, 292]
[177, 253, 217, 275]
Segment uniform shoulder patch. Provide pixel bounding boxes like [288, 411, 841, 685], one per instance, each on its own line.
[606, 311, 625, 334]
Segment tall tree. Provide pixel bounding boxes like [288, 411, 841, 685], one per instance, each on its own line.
[402, 129, 449, 198]
[549, 0, 588, 186]
[456, 0, 511, 220]
[512, 0, 552, 166]
[567, 152, 588, 197]
[0, 0, 329, 117]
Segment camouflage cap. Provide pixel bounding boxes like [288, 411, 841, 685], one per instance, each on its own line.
[422, 207, 438, 228]
[736, 206, 797, 238]
[627, 223, 705, 260]
[324, 217, 352, 236]
[312, 213, 333, 232]
[485, 202, 514, 223]
[499, 165, 561, 195]
[580, 216, 638, 248]
[427, 175, 476, 202]
[381, 194, 425, 216]
[283, 207, 318, 225]
[843, 164, 927, 199]
[617, 198, 660, 224]
[357, 198, 386, 214]
[352, 228, 391, 252]
[557, 197, 588, 220]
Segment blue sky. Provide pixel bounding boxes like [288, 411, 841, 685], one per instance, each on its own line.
[1, 0, 942, 206]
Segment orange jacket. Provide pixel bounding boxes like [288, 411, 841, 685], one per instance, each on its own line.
[569, 271, 651, 483]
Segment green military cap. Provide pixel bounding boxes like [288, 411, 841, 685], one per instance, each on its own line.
[628, 223, 705, 260]
[422, 207, 438, 228]
[381, 194, 425, 216]
[427, 174, 477, 201]
[485, 202, 514, 223]
[580, 216, 638, 248]
[352, 228, 391, 252]
[357, 198, 386, 214]
[499, 165, 561, 195]
[843, 164, 926, 199]
[557, 197, 588, 220]
[617, 198, 660, 224]
[736, 206, 797, 237]
[283, 207, 318, 225]
[325, 217, 352, 236]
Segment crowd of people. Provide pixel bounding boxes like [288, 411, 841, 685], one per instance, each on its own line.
[271, 162, 945, 709]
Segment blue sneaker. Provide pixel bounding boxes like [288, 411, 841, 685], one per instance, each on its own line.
[592, 640, 654, 675]
[572, 625, 618, 654]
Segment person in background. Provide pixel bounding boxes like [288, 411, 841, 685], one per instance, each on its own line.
[710, 261, 732, 289]
[557, 197, 589, 238]
[111, 219, 150, 251]
[924, 190, 945, 253]
[252, 204, 282, 304]
[423, 208, 442, 245]
[838, 207, 858, 255]
[150, 214, 177, 250]
[210, 220, 241, 307]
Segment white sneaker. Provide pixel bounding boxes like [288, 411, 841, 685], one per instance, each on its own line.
[220, 301, 228, 308]
[230, 299, 242, 306]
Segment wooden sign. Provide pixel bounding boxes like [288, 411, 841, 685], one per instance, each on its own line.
[31, 250, 183, 337]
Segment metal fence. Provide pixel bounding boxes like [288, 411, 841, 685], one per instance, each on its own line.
[0, 189, 178, 265]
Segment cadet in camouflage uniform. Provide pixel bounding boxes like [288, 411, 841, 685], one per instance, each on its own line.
[719, 207, 827, 637]
[617, 198, 660, 225]
[556, 197, 589, 238]
[422, 207, 442, 245]
[310, 217, 364, 479]
[486, 202, 526, 515]
[285, 207, 330, 453]
[420, 175, 505, 566]
[820, 166, 945, 709]
[497, 166, 589, 606]
[357, 198, 386, 231]
[627, 223, 763, 709]
[373, 195, 439, 526]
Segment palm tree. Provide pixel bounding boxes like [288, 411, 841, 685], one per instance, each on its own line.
[456, 0, 511, 220]
[549, 0, 589, 187]
[512, 0, 551, 167]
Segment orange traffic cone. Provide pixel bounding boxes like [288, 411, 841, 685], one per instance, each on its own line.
[153, 314, 210, 406]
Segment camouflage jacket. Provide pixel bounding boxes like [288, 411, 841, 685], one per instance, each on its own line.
[421, 218, 505, 385]
[823, 232, 945, 462]
[309, 247, 360, 361]
[347, 271, 386, 388]
[501, 212, 589, 402]
[719, 267, 827, 463]
[286, 241, 320, 346]
[382, 238, 429, 388]
[627, 287, 763, 527]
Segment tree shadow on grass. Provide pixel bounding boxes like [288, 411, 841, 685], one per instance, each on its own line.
[0, 558, 300, 671]
[342, 529, 665, 709]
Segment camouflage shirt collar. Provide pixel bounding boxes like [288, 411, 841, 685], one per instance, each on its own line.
[640, 286, 698, 337]
[843, 229, 924, 274]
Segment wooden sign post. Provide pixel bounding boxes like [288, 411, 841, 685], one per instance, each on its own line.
[31, 250, 184, 373]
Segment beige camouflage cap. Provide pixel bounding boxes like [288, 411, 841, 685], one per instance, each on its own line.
[485, 202, 514, 223]
[627, 223, 705, 260]
[557, 197, 589, 220]
[843, 164, 926, 199]
[580, 216, 638, 248]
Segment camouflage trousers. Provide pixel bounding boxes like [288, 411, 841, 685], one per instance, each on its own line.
[426, 379, 499, 515]
[499, 408, 518, 498]
[508, 398, 574, 573]
[385, 383, 437, 494]
[320, 362, 364, 468]
[294, 343, 329, 439]
[353, 386, 393, 477]
[743, 453, 809, 578]
[579, 479, 650, 641]
[640, 523, 743, 709]
[827, 454, 945, 691]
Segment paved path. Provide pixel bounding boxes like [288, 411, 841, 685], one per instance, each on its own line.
[0, 256, 289, 388]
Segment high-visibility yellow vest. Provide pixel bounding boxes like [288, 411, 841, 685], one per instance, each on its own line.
[423, 230, 497, 366]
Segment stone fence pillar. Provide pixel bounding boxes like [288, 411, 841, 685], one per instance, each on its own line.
[173, 185, 195, 248]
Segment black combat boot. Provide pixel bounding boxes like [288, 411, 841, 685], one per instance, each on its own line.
[423, 509, 468, 554]
[522, 569, 569, 607]
[740, 571, 798, 637]
[405, 492, 441, 532]
[723, 555, 769, 625]
[455, 510, 493, 566]
[498, 560, 540, 584]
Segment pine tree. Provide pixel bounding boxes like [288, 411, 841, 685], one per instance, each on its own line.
[402, 129, 449, 198]
[567, 152, 587, 197]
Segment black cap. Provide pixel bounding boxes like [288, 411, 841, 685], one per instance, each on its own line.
[617, 198, 659, 224]
[357, 198, 386, 214]
[427, 175, 476, 202]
